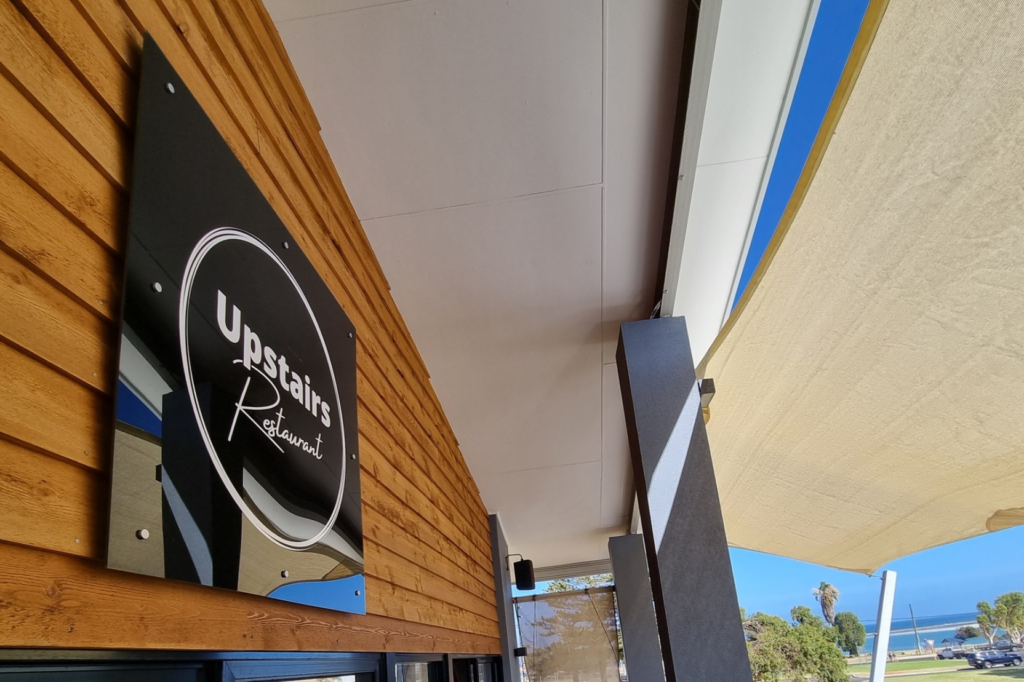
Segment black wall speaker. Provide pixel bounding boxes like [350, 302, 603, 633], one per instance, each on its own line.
[513, 558, 535, 591]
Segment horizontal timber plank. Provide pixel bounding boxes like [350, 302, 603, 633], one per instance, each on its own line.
[360, 471, 494, 593]
[0, 69, 122, 251]
[0, 0, 128, 188]
[365, 577, 498, 639]
[355, 346, 490, 544]
[0, 159, 119, 320]
[0, 330, 499, 622]
[0, 541, 500, 654]
[358, 423, 492, 580]
[357, 383, 492, 562]
[233, 0, 321, 138]
[73, 0, 142, 73]
[365, 539, 497, 624]
[16, 0, 135, 127]
[361, 505, 496, 608]
[0, 341, 109, 471]
[0, 247, 113, 393]
[0, 437, 104, 558]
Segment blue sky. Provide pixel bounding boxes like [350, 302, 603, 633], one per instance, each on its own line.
[732, 526, 1024, 623]
[733, 0, 869, 308]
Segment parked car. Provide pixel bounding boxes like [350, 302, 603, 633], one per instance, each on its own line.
[967, 650, 1023, 669]
[993, 642, 1019, 652]
[937, 647, 967, 660]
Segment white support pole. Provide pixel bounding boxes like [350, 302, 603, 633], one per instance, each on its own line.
[869, 570, 898, 682]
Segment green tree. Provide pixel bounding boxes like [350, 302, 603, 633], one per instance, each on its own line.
[978, 601, 998, 645]
[744, 612, 792, 682]
[994, 592, 1024, 643]
[955, 625, 982, 642]
[791, 605, 824, 628]
[544, 574, 613, 593]
[743, 609, 847, 682]
[834, 612, 867, 656]
[812, 582, 840, 626]
[788, 618, 847, 682]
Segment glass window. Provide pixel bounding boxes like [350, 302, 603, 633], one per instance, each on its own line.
[516, 587, 621, 682]
[475, 661, 494, 682]
[396, 662, 438, 682]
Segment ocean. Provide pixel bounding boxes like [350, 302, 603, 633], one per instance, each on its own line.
[863, 612, 986, 653]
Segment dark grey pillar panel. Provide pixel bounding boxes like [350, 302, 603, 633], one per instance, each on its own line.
[616, 317, 751, 682]
[609, 534, 666, 682]
[489, 514, 517, 682]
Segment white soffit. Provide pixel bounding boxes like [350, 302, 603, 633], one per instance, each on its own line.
[269, 0, 685, 567]
[702, 0, 1024, 573]
[661, 0, 816, 361]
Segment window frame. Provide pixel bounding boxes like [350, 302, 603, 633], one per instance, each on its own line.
[0, 650, 503, 682]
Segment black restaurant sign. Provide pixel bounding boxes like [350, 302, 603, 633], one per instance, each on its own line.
[106, 37, 364, 614]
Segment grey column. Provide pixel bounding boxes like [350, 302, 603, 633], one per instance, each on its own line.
[609, 534, 666, 682]
[616, 317, 751, 682]
[489, 514, 518, 682]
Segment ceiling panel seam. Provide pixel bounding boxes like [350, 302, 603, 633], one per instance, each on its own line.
[693, 154, 769, 172]
[360, 181, 604, 224]
[598, 0, 608, 532]
[503, 459, 606, 476]
[274, 0, 415, 25]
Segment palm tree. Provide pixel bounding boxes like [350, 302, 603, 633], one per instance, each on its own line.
[813, 582, 840, 626]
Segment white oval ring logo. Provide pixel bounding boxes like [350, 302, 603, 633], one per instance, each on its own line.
[178, 227, 347, 550]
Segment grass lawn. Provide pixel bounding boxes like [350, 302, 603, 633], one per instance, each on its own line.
[891, 669, 1024, 681]
[847, 660, 967, 673]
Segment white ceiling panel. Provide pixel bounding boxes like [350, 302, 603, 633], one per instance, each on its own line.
[697, 0, 814, 166]
[480, 461, 606, 567]
[601, 0, 687, 364]
[275, 0, 603, 221]
[364, 186, 603, 475]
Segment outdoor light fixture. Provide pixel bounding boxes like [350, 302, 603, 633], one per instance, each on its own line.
[506, 553, 535, 591]
[700, 377, 716, 423]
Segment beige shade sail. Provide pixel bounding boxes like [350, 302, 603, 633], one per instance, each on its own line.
[699, 0, 1024, 574]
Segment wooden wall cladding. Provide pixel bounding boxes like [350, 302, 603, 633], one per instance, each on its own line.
[0, 0, 500, 654]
